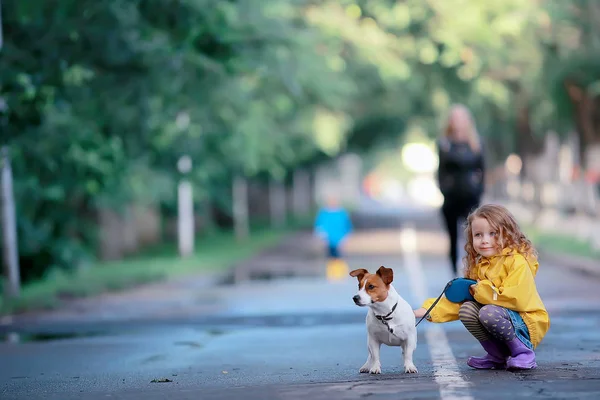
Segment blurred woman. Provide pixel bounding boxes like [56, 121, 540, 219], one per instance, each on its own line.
[437, 104, 485, 276]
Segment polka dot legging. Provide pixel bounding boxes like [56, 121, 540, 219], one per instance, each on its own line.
[458, 301, 516, 342]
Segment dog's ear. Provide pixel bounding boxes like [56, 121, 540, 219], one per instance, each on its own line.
[349, 268, 368, 281]
[376, 266, 393, 286]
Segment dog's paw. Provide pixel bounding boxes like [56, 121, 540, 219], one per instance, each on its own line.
[359, 365, 370, 373]
[369, 365, 382, 374]
[404, 363, 418, 374]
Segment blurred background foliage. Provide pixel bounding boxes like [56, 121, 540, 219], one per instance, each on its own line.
[2, 0, 600, 281]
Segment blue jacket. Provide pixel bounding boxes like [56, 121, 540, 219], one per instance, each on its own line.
[314, 208, 353, 246]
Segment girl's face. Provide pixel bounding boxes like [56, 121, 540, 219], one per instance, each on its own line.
[471, 217, 499, 257]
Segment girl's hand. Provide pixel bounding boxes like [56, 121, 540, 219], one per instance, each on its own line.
[413, 307, 427, 318]
[469, 284, 477, 296]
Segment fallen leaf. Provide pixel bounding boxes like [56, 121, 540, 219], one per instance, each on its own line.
[151, 378, 173, 383]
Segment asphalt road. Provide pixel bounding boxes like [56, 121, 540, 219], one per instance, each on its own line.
[1, 204, 599, 400]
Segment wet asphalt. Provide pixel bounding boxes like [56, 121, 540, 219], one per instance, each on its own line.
[1, 204, 599, 400]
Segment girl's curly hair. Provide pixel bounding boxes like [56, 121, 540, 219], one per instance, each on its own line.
[462, 204, 537, 278]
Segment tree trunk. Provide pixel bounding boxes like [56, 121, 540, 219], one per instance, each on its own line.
[515, 104, 544, 180]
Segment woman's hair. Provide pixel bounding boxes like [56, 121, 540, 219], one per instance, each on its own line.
[462, 204, 537, 278]
[442, 104, 481, 153]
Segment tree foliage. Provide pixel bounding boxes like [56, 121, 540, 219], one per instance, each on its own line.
[0, 0, 596, 280]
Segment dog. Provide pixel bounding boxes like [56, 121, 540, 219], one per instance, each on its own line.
[350, 266, 418, 374]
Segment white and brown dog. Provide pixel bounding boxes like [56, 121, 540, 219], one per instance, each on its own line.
[350, 266, 418, 374]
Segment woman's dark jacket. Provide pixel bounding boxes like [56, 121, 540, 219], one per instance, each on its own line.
[437, 138, 485, 203]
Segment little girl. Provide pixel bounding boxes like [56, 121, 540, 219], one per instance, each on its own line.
[414, 204, 550, 370]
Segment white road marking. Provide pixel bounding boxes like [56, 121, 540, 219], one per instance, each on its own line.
[400, 223, 474, 400]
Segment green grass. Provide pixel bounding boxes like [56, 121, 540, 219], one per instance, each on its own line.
[525, 225, 600, 260]
[0, 224, 305, 316]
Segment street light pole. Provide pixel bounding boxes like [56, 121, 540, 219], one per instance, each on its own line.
[1, 147, 20, 300]
[0, 7, 21, 300]
[0, 0, 3, 51]
[233, 175, 249, 241]
[177, 155, 195, 258]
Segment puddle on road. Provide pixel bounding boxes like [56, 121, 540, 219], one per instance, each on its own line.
[4, 331, 106, 344]
[143, 354, 167, 364]
[206, 328, 226, 336]
[3, 325, 231, 345]
[174, 340, 204, 348]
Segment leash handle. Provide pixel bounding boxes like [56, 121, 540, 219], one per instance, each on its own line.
[415, 280, 452, 327]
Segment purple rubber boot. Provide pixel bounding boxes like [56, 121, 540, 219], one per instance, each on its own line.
[506, 338, 537, 370]
[467, 340, 507, 369]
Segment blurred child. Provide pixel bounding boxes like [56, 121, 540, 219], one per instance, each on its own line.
[413, 204, 549, 370]
[314, 196, 353, 279]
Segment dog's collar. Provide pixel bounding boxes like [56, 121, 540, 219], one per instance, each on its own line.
[374, 302, 398, 333]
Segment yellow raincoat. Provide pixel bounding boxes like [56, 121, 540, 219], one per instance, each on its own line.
[422, 248, 550, 348]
